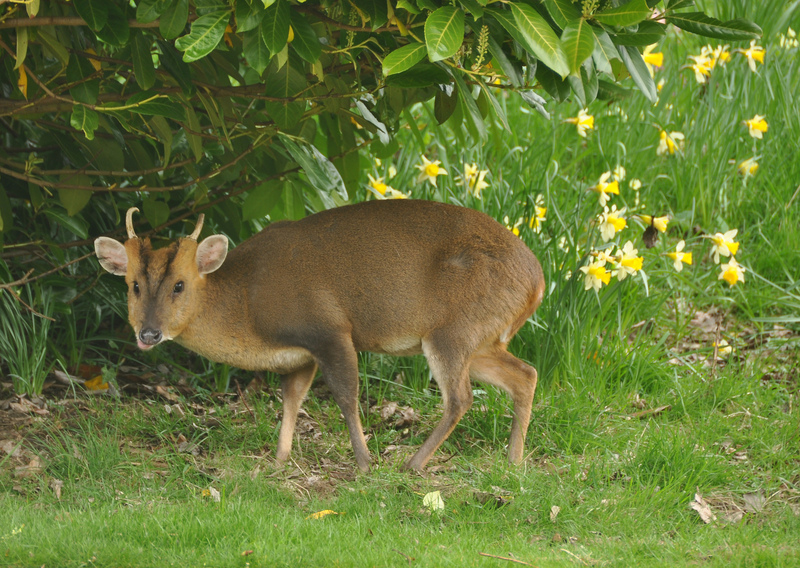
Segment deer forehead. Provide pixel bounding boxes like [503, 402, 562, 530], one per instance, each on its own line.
[124, 238, 199, 286]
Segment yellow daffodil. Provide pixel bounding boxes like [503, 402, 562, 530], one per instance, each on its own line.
[713, 339, 733, 358]
[613, 166, 626, 182]
[719, 257, 745, 286]
[636, 214, 669, 233]
[415, 155, 448, 187]
[565, 109, 595, 137]
[704, 229, 740, 263]
[384, 188, 409, 199]
[657, 130, 684, 156]
[744, 114, 768, 139]
[657, 78, 665, 92]
[643, 44, 664, 77]
[598, 205, 627, 242]
[688, 54, 713, 83]
[388, 165, 397, 178]
[665, 239, 692, 272]
[367, 174, 389, 197]
[700, 44, 731, 69]
[590, 171, 620, 207]
[630, 178, 642, 190]
[528, 205, 547, 234]
[780, 28, 798, 49]
[503, 216, 524, 236]
[738, 157, 759, 177]
[580, 259, 611, 291]
[613, 241, 644, 281]
[458, 163, 490, 198]
[738, 40, 765, 72]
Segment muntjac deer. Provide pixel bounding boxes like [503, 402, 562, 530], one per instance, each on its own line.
[95, 200, 545, 472]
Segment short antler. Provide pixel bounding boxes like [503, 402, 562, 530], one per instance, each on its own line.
[188, 214, 205, 241]
[126, 207, 139, 239]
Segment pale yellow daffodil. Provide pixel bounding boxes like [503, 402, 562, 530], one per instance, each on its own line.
[590, 171, 620, 207]
[738, 40, 765, 72]
[704, 229, 740, 263]
[613, 241, 643, 281]
[580, 259, 611, 291]
[643, 44, 664, 77]
[636, 214, 669, 233]
[565, 109, 595, 137]
[598, 205, 627, 242]
[738, 157, 759, 177]
[666, 239, 692, 271]
[744, 115, 768, 139]
[657, 130, 684, 156]
[719, 257, 745, 286]
[415, 155, 448, 187]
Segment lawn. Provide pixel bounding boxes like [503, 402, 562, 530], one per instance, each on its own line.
[1, 2, 799, 567]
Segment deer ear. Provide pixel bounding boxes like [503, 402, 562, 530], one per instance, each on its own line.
[196, 235, 228, 275]
[95, 237, 128, 276]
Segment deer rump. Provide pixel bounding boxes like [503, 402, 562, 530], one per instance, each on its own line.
[96, 199, 545, 472]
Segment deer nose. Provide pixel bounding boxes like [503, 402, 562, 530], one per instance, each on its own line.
[139, 328, 163, 346]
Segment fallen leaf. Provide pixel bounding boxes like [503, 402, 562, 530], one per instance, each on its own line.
[690, 493, 716, 524]
[630, 405, 671, 420]
[550, 505, 561, 523]
[743, 491, 766, 514]
[423, 491, 445, 512]
[0, 439, 23, 457]
[395, 406, 420, 428]
[14, 456, 43, 478]
[241, 550, 254, 556]
[156, 385, 180, 402]
[306, 509, 340, 520]
[50, 478, 64, 500]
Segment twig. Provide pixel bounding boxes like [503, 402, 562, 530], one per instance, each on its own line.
[478, 552, 535, 566]
[559, 548, 588, 566]
[236, 380, 258, 426]
[0, 251, 95, 290]
[392, 549, 414, 565]
[787, 183, 800, 211]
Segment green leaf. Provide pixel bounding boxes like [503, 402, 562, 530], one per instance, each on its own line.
[132, 33, 156, 90]
[175, 10, 230, 62]
[561, 18, 595, 75]
[503, 3, 569, 77]
[519, 89, 549, 118]
[160, 0, 189, 40]
[14, 28, 27, 69]
[125, 93, 187, 121]
[452, 71, 486, 143]
[617, 45, 657, 103]
[157, 41, 195, 95]
[477, 82, 509, 131]
[486, 33, 522, 86]
[136, 0, 172, 24]
[184, 105, 204, 162]
[70, 105, 99, 140]
[236, 0, 266, 33]
[74, 0, 108, 31]
[37, 29, 69, 66]
[545, 0, 581, 29]
[665, 12, 762, 41]
[535, 63, 569, 101]
[261, 0, 290, 56]
[612, 20, 667, 46]
[425, 6, 465, 63]
[353, 0, 389, 29]
[591, 27, 618, 74]
[142, 196, 170, 229]
[434, 86, 458, 125]
[597, 78, 633, 100]
[96, 3, 130, 46]
[383, 42, 427, 76]
[58, 174, 93, 216]
[43, 208, 88, 238]
[242, 28, 271, 75]
[279, 134, 348, 207]
[459, 0, 484, 19]
[354, 101, 390, 144]
[593, 0, 651, 27]
[264, 62, 306, 129]
[66, 55, 99, 105]
[384, 63, 450, 88]
[149, 116, 173, 165]
[242, 181, 282, 221]
[289, 11, 322, 63]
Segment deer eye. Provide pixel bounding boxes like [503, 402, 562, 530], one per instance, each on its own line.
[173, 281, 184, 294]
[133, 282, 140, 295]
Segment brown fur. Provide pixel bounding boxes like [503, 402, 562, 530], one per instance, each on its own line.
[96, 200, 545, 472]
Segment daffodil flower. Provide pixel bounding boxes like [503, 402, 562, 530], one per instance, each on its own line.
[719, 257, 745, 286]
[713, 339, 733, 358]
[657, 78, 665, 92]
[528, 205, 547, 234]
[643, 44, 664, 77]
[630, 179, 642, 190]
[744, 115, 768, 139]
[780, 28, 798, 49]
[666, 240, 692, 271]
[388, 165, 397, 178]
[657, 130, 684, 156]
[503, 216, 524, 236]
[598, 205, 627, 242]
[384, 188, 409, 199]
[458, 163, 490, 198]
[636, 214, 669, 233]
[613, 166, 626, 182]
[613, 241, 644, 281]
[738, 40, 765, 72]
[367, 174, 389, 197]
[415, 155, 448, 187]
[580, 259, 611, 291]
[565, 109, 595, 137]
[738, 157, 759, 177]
[688, 54, 713, 83]
[590, 171, 620, 207]
[704, 229, 740, 263]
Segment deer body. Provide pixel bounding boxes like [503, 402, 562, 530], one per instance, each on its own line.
[96, 200, 545, 472]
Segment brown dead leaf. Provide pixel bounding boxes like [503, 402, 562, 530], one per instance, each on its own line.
[1, 439, 23, 457]
[14, 456, 43, 478]
[743, 491, 766, 514]
[84, 375, 109, 391]
[629, 405, 671, 420]
[690, 493, 717, 524]
[690, 310, 720, 333]
[550, 505, 561, 523]
[395, 406, 420, 428]
[50, 478, 64, 500]
[156, 385, 180, 402]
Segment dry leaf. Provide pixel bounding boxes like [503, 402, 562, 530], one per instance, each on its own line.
[550, 505, 561, 523]
[1, 439, 23, 457]
[630, 405, 671, 420]
[690, 493, 716, 523]
[306, 509, 340, 520]
[50, 478, 64, 500]
[208, 487, 221, 502]
[423, 491, 445, 512]
[743, 492, 766, 514]
[156, 385, 180, 402]
[14, 456, 43, 478]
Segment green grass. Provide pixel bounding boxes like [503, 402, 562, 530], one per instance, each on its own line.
[3, 3, 800, 567]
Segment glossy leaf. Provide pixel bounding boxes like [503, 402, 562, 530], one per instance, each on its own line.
[593, 0, 651, 28]
[160, 0, 189, 40]
[242, 181, 282, 221]
[561, 18, 595, 75]
[383, 42, 427, 76]
[236, 0, 266, 33]
[125, 93, 187, 121]
[506, 3, 569, 77]
[136, 0, 172, 24]
[666, 12, 762, 41]
[66, 55, 99, 105]
[425, 7, 465, 62]
[74, 0, 107, 31]
[261, 0, 291, 56]
[617, 45, 657, 103]
[175, 10, 230, 62]
[279, 134, 348, 207]
[264, 62, 306, 129]
[289, 11, 322, 63]
[132, 33, 156, 90]
[242, 28, 271, 75]
[43, 208, 88, 239]
[591, 27, 618, 74]
[58, 174, 93, 217]
[612, 21, 667, 46]
[546, 0, 581, 29]
[96, 3, 130, 46]
[70, 105, 99, 140]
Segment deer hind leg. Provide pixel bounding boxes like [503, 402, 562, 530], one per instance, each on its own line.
[469, 344, 538, 464]
[404, 335, 474, 471]
[314, 335, 371, 472]
[275, 363, 317, 463]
